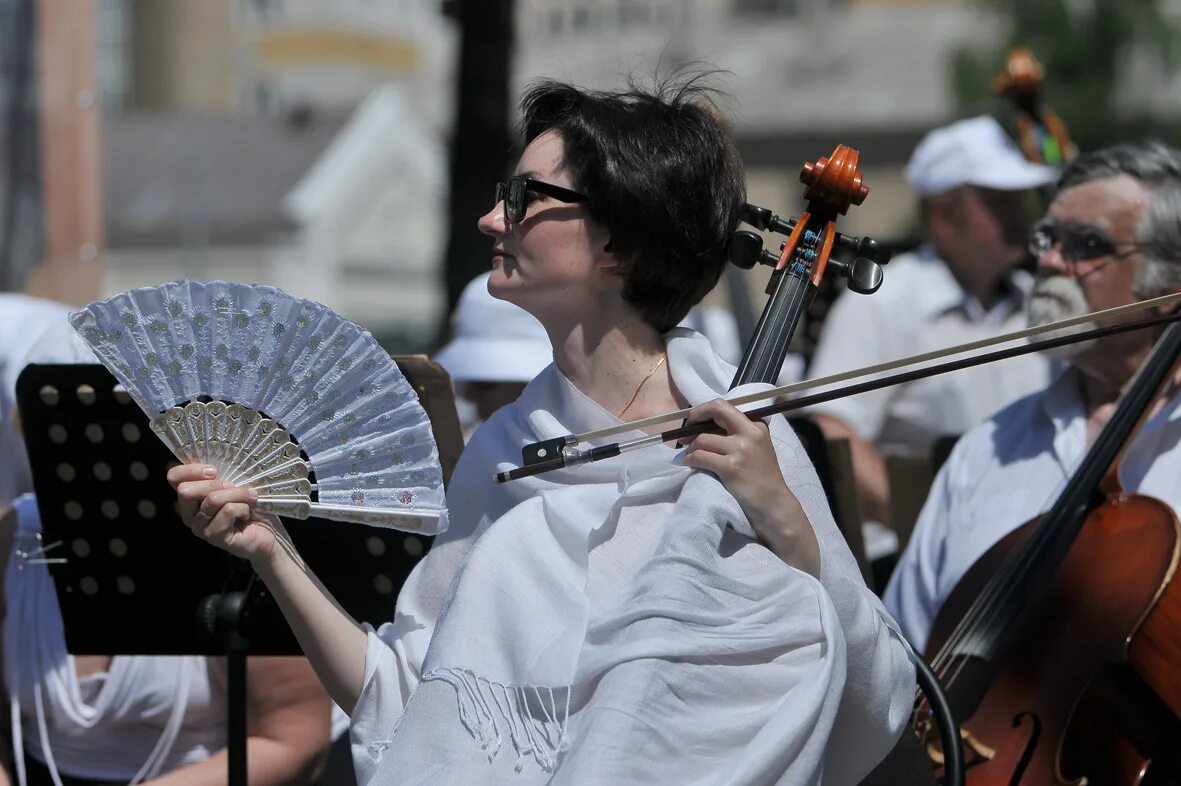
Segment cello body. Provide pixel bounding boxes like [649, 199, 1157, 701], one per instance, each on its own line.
[926, 493, 1181, 785]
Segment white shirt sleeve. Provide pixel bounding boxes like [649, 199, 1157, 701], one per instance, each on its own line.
[805, 288, 899, 442]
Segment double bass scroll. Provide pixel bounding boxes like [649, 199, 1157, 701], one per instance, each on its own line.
[992, 47, 1077, 167]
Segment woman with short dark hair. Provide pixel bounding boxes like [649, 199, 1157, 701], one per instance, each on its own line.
[171, 76, 913, 785]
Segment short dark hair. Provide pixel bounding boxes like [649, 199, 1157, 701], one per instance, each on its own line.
[519, 76, 746, 332]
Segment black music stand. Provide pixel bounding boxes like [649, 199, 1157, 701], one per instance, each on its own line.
[15, 360, 461, 786]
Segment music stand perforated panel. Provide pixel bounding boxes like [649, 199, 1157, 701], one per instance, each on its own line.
[16, 363, 432, 656]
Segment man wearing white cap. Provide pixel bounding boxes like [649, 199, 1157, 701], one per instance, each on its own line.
[806, 116, 1057, 546]
[435, 273, 554, 439]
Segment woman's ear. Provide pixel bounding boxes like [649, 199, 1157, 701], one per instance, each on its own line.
[594, 234, 623, 274]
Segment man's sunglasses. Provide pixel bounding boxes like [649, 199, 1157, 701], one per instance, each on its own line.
[1028, 219, 1141, 265]
[494, 176, 587, 224]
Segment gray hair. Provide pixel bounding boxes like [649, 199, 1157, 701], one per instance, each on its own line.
[1058, 140, 1181, 298]
[1135, 182, 1181, 297]
[1058, 140, 1181, 191]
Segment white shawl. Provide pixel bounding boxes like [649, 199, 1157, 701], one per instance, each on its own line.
[350, 329, 913, 785]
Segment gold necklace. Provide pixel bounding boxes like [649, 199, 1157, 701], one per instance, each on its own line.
[617, 354, 667, 419]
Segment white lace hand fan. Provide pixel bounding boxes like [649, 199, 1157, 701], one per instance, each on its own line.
[69, 280, 446, 534]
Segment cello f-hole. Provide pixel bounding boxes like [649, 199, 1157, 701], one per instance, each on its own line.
[1008, 711, 1042, 786]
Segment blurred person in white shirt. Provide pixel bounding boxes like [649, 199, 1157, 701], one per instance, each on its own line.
[0, 294, 76, 507]
[807, 116, 1058, 556]
[434, 273, 554, 440]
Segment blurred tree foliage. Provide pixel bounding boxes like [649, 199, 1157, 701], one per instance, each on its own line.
[953, 0, 1181, 153]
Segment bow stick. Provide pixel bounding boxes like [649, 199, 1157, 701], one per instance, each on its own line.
[493, 292, 1181, 483]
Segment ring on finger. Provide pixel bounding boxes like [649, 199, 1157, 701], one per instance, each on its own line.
[192, 510, 212, 526]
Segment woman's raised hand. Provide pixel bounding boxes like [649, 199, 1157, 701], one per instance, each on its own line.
[167, 464, 285, 565]
[681, 398, 821, 576]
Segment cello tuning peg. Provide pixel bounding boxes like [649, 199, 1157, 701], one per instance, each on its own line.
[834, 232, 891, 265]
[828, 255, 884, 294]
[740, 204, 797, 236]
[728, 230, 764, 270]
[858, 236, 892, 265]
[742, 204, 773, 231]
[846, 258, 884, 295]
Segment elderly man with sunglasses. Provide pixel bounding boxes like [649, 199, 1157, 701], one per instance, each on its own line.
[884, 140, 1181, 653]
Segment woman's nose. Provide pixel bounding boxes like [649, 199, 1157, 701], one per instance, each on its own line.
[477, 204, 509, 237]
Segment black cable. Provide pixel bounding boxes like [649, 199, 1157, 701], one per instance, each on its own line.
[913, 653, 964, 786]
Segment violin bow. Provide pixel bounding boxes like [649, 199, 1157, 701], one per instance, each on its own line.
[494, 292, 1181, 483]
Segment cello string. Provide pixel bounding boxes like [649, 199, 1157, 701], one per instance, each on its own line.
[734, 232, 814, 386]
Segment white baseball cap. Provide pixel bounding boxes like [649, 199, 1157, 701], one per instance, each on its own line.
[906, 116, 1059, 197]
[434, 273, 553, 383]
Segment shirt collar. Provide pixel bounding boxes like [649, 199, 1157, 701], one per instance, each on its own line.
[915, 244, 1033, 323]
[1035, 364, 1181, 485]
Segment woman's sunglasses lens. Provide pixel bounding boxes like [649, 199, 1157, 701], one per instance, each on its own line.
[508, 179, 526, 222]
[495, 182, 507, 213]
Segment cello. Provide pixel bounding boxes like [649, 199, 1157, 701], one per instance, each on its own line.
[727, 144, 888, 388]
[920, 321, 1181, 784]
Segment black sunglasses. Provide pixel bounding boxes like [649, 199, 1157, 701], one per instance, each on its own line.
[1028, 219, 1141, 265]
[494, 176, 587, 224]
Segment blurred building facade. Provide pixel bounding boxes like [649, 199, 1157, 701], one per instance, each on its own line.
[41, 0, 1179, 342]
[89, 0, 990, 345]
[515, 0, 1009, 242]
[92, 0, 453, 346]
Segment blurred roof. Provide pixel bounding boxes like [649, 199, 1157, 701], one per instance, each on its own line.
[104, 109, 346, 247]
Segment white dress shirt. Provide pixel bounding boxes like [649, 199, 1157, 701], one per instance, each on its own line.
[807, 247, 1052, 458]
[883, 366, 1181, 652]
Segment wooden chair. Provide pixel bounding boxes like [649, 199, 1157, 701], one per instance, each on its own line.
[885, 433, 960, 556]
[885, 456, 936, 556]
[788, 416, 874, 590]
[393, 354, 465, 487]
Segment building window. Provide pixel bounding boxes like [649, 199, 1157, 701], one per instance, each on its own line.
[732, 0, 803, 17]
[97, 0, 132, 109]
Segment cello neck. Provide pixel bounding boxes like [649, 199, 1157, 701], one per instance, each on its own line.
[730, 266, 814, 388]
